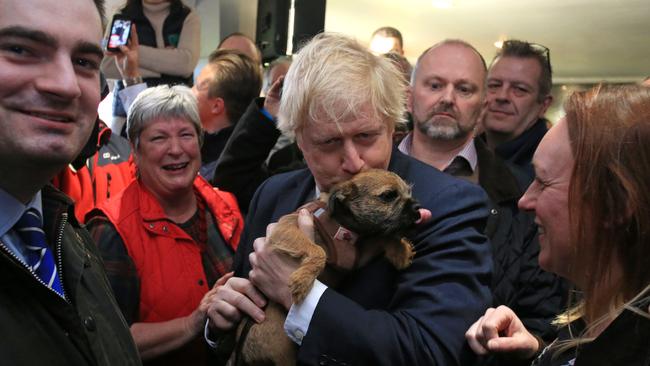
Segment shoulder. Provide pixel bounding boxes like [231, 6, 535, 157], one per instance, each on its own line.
[86, 180, 140, 225]
[392, 151, 489, 211]
[257, 168, 313, 197]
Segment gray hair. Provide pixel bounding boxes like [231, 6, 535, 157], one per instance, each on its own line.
[278, 33, 407, 139]
[127, 85, 203, 149]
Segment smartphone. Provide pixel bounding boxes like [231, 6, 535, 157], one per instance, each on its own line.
[106, 15, 132, 52]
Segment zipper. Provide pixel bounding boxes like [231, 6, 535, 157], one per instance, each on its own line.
[55, 212, 69, 302]
[0, 217, 68, 302]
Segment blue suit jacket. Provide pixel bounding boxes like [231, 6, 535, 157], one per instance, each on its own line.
[233, 149, 492, 366]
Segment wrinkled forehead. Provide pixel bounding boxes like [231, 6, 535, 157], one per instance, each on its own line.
[488, 56, 542, 85]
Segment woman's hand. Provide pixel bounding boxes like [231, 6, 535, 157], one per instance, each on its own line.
[206, 276, 267, 332]
[465, 305, 540, 360]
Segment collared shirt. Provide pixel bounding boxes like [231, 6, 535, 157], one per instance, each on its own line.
[398, 132, 478, 172]
[0, 188, 43, 264]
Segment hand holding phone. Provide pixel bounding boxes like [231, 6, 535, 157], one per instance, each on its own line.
[107, 15, 132, 52]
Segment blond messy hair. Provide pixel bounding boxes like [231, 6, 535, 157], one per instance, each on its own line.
[277, 33, 407, 139]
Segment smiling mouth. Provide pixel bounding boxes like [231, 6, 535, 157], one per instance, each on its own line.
[23, 110, 73, 122]
[162, 162, 189, 171]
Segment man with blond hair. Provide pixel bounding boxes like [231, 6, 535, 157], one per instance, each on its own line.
[206, 33, 492, 365]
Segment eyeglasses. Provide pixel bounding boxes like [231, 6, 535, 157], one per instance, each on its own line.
[502, 40, 552, 74]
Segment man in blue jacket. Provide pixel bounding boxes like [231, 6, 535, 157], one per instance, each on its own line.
[206, 33, 492, 366]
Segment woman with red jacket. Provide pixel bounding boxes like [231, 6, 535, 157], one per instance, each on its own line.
[87, 85, 243, 366]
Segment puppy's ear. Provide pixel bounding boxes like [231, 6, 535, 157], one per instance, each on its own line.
[328, 182, 358, 212]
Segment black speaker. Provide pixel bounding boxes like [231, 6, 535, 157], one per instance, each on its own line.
[292, 0, 326, 53]
[255, 0, 290, 63]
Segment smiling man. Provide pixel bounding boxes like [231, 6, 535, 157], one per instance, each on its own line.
[206, 33, 493, 365]
[482, 40, 554, 181]
[0, 0, 140, 364]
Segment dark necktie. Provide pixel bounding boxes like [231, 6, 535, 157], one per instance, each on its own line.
[443, 156, 473, 177]
[14, 208, 65, 298]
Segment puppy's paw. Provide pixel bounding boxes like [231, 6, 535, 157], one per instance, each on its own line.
[385, 238, 414, 270]
[289, 272, 316, 304]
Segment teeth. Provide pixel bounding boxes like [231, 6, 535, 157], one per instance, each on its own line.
[28, 112, 71, 122]
[164, 163, 188, 170]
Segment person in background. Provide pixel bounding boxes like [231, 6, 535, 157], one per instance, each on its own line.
[86, 85, 243, 366]
[52, 74, 135, 223]
[206, 33, 492, 366]
[218, 32, 262, 66]
[101, 0, 200, 134]
[466, 85, 650, 366]
[107, 29, 262, 181]
[370, 26, 405, 55]
[481, 40, 554, 183]
[0, 0, 141, 364]
[192, 49, 263, 178]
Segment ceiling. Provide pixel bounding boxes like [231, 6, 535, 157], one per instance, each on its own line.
[324, 0, 650, 83]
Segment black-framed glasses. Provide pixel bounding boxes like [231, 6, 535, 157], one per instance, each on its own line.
[502, 40, 552, 74]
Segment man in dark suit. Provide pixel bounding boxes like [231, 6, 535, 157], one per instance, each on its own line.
[206, 33, 492, 365]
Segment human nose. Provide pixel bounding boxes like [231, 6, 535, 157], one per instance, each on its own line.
[340, 141, 365, 174]
[168, 136, 184, 155]
[494, 86, 509, 103]
[440, 84, 456, 105]
[518, 184, 536, 212]
[36, 54, 82, 101]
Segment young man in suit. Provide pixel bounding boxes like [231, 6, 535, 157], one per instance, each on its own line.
[0, 0, 140, 364]
[206, 33, 493, 366]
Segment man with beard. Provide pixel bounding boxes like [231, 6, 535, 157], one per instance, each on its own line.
[400, 40, 566, 366]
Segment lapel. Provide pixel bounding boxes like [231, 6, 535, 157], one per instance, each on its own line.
[270, 169, 317, 220]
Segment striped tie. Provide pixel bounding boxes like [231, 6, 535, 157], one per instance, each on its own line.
[14, 208, 65, 298]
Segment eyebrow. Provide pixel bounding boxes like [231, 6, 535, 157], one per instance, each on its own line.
[0, 26, 103, 59]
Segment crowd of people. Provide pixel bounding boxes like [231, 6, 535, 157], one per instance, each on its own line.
[0, 0, 648, 366]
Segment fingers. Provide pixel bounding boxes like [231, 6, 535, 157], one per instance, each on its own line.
[465, 315, 490, 355]
[466, 306, 538, 359]
[297, 208, 315, 242]
[215, 271, 234, 287]
[206, 277, 267, 331]
[268, 76, 284, 97]
[130, 24, 139, 47]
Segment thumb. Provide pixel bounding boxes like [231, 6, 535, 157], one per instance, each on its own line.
[297, 208, 315, 242]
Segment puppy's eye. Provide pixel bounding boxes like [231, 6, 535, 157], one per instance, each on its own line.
[379, 189, 398, 202]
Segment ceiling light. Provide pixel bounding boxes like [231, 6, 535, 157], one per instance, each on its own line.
[494, 40, 504, 49]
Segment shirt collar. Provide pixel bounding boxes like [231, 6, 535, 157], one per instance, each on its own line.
[398, 132, 478, 172]
[0, 189, 43, 237]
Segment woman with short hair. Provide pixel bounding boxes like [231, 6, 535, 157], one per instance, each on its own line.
[87, 85, 243, 365]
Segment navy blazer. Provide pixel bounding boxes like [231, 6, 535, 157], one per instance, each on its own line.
[233, 149, 493, 366]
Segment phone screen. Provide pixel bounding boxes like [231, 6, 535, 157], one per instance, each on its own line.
[107, 18, 132, 51]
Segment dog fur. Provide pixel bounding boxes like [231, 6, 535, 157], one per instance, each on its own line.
[233, 169, 421, 366]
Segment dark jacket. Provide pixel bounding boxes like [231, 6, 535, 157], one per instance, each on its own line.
[0, 185, 141, 366]
[485, 118, 548, 185]
[472, 138, 567, 366]
[232, 150, 493, 366]
[532, 290, 650, 366]
[212, 98, 305, 214]
[199, 125, 235, 180]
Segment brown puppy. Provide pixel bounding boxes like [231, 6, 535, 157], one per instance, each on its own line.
[233, 169, 421, 366]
